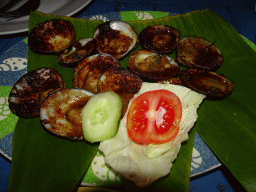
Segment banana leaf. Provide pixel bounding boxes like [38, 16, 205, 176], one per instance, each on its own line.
[8, 9, 256, 192]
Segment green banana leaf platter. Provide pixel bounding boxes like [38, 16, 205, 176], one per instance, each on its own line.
[9, 9, 256, 192]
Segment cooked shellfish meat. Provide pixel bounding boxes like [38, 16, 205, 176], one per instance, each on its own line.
[40, 88, 94, 140]
[128, 49, 179, 80]
[97, 67, 143, 117]
[180, 69, 235, 97]
[8, 68, 66, 118]
[28, 19, 76, 54]
[139, 25, 180, 54]
[58, 38, 97, 67]
[73, 53, 120, 93]
[94, 21, 139, 59]
[176, 37, 223, 71]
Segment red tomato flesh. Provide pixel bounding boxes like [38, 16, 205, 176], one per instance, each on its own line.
[127, 89, 182, 144]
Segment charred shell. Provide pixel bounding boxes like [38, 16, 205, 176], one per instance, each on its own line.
[8, 68, 66, 118]
[94, 21, 139, 59]
[139, 25, 180, 54]
[73, 53, 120, 93]
[40, 88, 94, 140]
[176, 36, 223, 71]
[180, 69, 235, 97]
[128, 49, 179, 80]
[58, 38, 97, 67]
[28, 19, 76, 54]
[97, 67, 143, 117]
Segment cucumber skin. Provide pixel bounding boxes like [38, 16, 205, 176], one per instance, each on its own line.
[82, 91, 122, 143]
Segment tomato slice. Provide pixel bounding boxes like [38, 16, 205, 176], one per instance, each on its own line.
[127, 89, 182, 144]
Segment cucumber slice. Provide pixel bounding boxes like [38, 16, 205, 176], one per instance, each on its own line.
[82, 91, 122, 143]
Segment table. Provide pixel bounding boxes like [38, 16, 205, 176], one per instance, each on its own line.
[0, 0, 254, 191]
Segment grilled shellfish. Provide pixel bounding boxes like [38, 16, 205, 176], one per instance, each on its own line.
[94, 21, 139, 59]
[180, 69, 235, 97]
[176, 37, 223, 71]
[40, 88, 94, 140]
[139, 25, 180, 54]
[8, 68, 65, 118]
[28, 19, 76, 54]
[128, 49, 179, 80]
[58, 38, 97, 67]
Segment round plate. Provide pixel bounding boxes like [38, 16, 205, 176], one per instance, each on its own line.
[0, 0, 92, 35]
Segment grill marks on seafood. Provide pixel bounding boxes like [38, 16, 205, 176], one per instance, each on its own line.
[176, 37, 223, 71]
[94, 21, 139, 59]
[40, 89, 94, 140]
[10, 19, 236, 141]
[9, 68, 65, 118]
[97, 67, 143, 94]
[180, 69, 235, 97]
[97, 67, 143, 117]
[28, 19, 76, 54]
[139, 25, 180, 54]
[73, 53, 120, 93]
[128, 49, 179, 80]
[58, 38, 97, 67]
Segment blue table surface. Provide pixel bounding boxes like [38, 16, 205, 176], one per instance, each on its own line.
[0, 0, 254, 191]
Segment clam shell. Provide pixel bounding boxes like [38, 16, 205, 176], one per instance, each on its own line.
[58, 38, 97, 67]
[128, 49, 179, 80]
[73, 53, 120, 93]
[180, 69, 235, 97]
[94, 21, 139, 59]
[139, 25, 180, 54]
[97, 67, 143, 117]
[176, 36, 223, 71]
[28, 19, 76, 54]
[40, 88, 94, 140]
[8, 68, 65, 118]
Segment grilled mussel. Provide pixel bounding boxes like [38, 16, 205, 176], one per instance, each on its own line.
[94, 21, 139, 59]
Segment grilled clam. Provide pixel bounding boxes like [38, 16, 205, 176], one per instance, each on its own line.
[73, 53, 120, 93]
[58, 38, 97, 67]
[176, 37, 223, 71]
[8, 68, 65, 118]
[128, 49, 179, 80]
[97, 67, 143, 117]
[139, 25, 180, 54]
[94, 21, 139, 59]
[28, 19, 76, 54]
[180, 69, 235, 98]
[40, 88, 94, 140]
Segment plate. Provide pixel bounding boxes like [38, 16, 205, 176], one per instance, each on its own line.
[0, 0, 92, 35]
